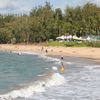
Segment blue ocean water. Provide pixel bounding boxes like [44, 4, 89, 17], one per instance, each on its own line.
[0, 51, 100, 100]
[0, 52, 57, 93]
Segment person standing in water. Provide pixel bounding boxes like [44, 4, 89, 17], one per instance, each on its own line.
[61, 56, 63, 60]
[60, 62, 64, 74]
[60, 56, 64, 74]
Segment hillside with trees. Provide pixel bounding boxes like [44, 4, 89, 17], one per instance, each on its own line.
[0, 2, 99, 44]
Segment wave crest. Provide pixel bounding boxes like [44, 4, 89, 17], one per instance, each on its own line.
[0, 73, 65, 100]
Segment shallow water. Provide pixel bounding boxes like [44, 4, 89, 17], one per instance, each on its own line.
[0, 51, 100, 100]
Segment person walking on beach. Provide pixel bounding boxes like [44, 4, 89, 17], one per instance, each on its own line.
[45, 49, 48, 53]
[41, 47, 44, 51]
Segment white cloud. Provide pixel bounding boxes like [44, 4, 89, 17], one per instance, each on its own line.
[0, 0, 33, 14]
[89, 0, 100, 6]
[0, 0, 99, 14]
[75, 0, 100, 6]
[0, 0, 18, 9]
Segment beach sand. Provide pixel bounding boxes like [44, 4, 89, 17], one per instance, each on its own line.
[0, 44, 100, 63]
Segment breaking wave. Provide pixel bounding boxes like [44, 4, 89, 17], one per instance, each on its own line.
[0, 73, 65, 100]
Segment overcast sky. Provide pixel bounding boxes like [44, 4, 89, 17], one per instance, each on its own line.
[0, 0, 100, 14]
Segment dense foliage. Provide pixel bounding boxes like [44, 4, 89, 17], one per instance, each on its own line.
[0, 2, 100, 44]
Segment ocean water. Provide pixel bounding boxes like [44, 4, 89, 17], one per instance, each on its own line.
[0, 51, 100, 100]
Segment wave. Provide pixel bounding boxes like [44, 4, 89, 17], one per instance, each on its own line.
[39, 54, 60, 62]
[12, 51, 73, 66]
[0, 73, 65, 100]
[84, 65, 100, 70]
[66, 62, 73, 65]
[11, 51, 39, 55]
[12, 51, 60, 62]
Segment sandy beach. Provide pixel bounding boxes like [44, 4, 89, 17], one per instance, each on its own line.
[0, 44, 100, 100]
[0, 44, 100, 62]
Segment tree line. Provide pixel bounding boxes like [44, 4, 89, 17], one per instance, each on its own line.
[0, 2, 100, 43]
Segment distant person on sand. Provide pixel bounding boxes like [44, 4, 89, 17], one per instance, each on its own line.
[45, 49, 48, 53]
[51, 49, 53, 52]
[41, 47, 44, 51]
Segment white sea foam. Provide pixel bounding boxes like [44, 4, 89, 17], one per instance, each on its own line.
[12, 51, 60, 63]
[39, 55, 60, 62]
[46, 73, 65, 87]
[12, 51, 38, 55]
[66, 62, 73, 65]
[45, 68, 49, 69]
[52, 66, 58, 71]
[84, 65, 100, 70]
[0, 73, 65, 100]
[37, 74, 46, 77]
[11, 51, 73, 65]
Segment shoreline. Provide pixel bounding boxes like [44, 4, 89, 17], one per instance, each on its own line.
[0, 44, 100, 63]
